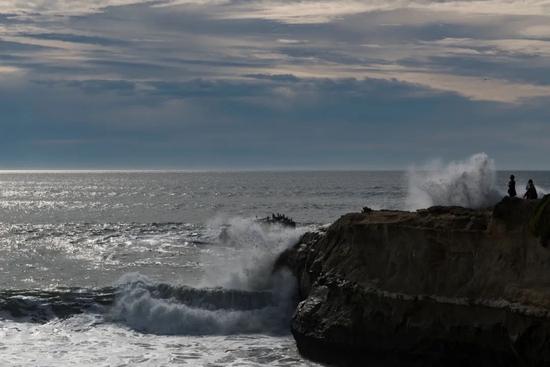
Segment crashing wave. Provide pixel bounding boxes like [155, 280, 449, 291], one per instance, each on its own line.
[406, 153, 502, 210]
[109, 272, 296, 335]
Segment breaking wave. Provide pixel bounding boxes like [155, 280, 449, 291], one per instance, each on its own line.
[110, 272, 297, 335]
[109, 217, 306, 335]
[406, 153, 502, 210]
[0, 273, 297, 336]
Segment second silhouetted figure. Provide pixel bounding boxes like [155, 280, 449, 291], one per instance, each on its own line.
[524, 179, 538, 200]
[508, 175, 517, 197]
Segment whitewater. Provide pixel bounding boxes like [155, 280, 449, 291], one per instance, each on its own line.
[0, 155, 549, 366]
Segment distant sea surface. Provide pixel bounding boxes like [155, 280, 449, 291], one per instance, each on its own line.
[0, 170, 548, 366]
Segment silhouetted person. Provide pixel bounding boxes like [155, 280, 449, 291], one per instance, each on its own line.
[508, 175, 517, 197]
[524, 179, 538, 200]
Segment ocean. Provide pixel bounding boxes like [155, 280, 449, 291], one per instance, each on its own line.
[0, 167, 549, 366]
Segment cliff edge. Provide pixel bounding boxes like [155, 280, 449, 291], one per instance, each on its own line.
[277, 195, 550, 366]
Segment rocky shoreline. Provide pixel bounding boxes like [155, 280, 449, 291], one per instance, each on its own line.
[276, 196, 550, 366]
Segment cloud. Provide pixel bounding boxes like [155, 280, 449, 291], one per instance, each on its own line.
[2, 0, 550, 167]
[0, 0, 148, 17]
[23, 32, 128, 46]
[2, 73, 549, 168]
[3, 1, 550, 96]
[0, 65, 21, 74]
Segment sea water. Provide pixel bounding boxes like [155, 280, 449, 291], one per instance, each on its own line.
[0, 166, 549, 366]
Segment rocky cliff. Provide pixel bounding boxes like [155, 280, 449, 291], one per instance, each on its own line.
[276, 196, 550, 366]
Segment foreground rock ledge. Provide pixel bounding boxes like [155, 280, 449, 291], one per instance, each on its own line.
[276, 196, 550, 366]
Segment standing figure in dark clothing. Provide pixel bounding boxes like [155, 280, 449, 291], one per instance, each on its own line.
[508, 175, 517, 197]
[524, 179, 538, 200]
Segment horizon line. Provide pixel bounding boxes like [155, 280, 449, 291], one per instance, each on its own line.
[0, 168, 548, 173]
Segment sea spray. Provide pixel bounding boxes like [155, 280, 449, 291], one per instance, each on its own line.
[201, 216, 308, 291]
[406, 153, 502, 210]
[109, 216, 305, 335]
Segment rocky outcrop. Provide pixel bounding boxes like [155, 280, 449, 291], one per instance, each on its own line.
[277, 196, 550, 366]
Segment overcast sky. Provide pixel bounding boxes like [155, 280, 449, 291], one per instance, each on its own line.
[1, 0, 550, 169]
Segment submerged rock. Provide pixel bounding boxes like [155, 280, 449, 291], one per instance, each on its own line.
[277, 195, 550, 366]
[257, 213, 297, 228]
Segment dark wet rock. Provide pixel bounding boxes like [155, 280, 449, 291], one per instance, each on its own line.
[257, 213, 297, 228]
[277, 196, 550, 366]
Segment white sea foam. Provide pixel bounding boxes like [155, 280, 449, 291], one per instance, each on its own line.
[0, 315, 315, 366]
[406, 153, 502, 210]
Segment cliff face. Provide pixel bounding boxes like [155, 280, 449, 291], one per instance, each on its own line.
[277, 196, 550, 366]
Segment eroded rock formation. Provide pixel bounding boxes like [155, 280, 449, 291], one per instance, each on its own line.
[276, 196, 550, 366]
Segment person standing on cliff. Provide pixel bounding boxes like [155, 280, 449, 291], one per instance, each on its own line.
[508, 175, 517, 197]
[524, 179, 538, 200]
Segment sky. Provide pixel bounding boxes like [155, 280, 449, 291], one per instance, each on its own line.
[1, 0, 550, 170]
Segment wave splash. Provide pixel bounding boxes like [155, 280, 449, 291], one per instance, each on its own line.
[110, 217, 307, 335]
[406, 153, 502, 210]
[202, 216, 307, 290]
